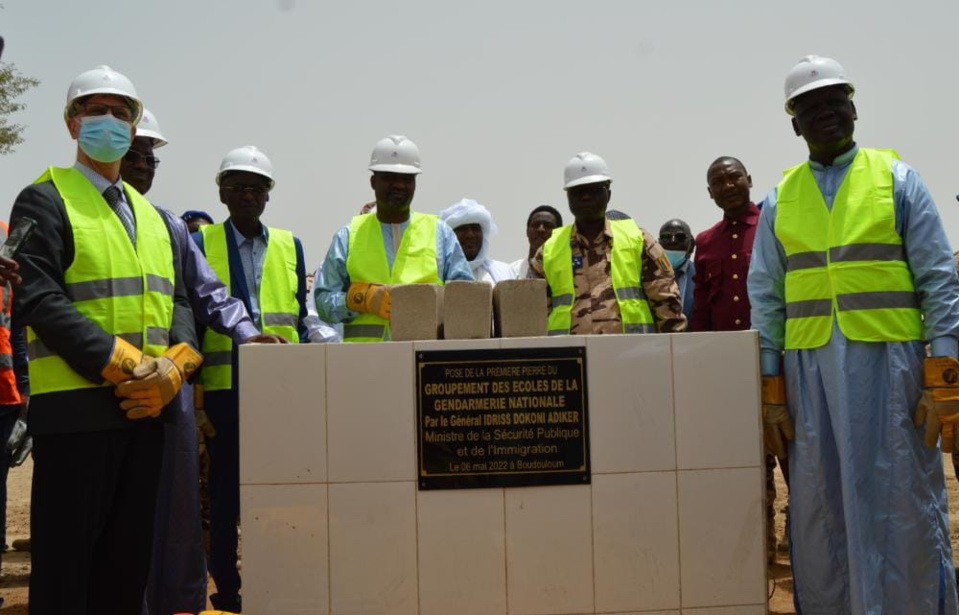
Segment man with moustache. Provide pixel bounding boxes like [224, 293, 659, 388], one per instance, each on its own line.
[530, 152, 686, 335]
[313, 135, 473, 342]
[440, 198, 513, 284]
[510, 205, 563, 279]
[749, 55, 959, 613]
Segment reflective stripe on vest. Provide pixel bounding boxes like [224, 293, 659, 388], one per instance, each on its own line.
[0, 221, 18, 404]
[774, 148, 922, 349]
[27, 167, 175, 394]
[199, 223, 300, 391]
[542, 219, 655, 336]
[344, 212, 441, 342]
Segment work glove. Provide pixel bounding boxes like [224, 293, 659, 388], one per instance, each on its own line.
[346, 281, 391, 320]
[115, 343, 203, 420]
[914, 356, 959, 452]
[761, 375, 794, 460]
[7, 400, 30, 468]
[100, 336, 145, 385]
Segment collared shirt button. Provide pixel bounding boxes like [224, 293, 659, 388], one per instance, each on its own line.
[733, 295, 740, 302]
[732, 221, 738, 226]
[732, 233, 739, 239]
[735, 318, 742, 325]
[731, 254, 738, 260]
[732, 273, 739, 280]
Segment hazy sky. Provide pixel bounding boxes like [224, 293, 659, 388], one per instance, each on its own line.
[2, 0, 957, 267]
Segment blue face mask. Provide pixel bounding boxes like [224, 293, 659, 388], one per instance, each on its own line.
[665, 249, 688, 270]
[77, 114, 132, 162]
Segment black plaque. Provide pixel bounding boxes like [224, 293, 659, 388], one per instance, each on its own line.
[416, 346, 589, 490]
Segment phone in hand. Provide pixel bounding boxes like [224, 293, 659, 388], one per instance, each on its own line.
[1, 217, 38, 260]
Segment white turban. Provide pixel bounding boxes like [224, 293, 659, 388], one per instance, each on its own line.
[440, 198, 498, 268]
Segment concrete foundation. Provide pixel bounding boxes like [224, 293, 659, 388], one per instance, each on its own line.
[442, 281, 493, 340]
[390, 284, 444, 341]
[493, 279, 548, 338]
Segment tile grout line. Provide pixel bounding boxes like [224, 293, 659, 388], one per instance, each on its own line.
[324, 345, 333, 615]
[412, 345, 423, 615]
[503, 487, 510, 615]
[669, 334, 684, 610]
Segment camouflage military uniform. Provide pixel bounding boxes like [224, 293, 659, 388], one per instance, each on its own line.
[530, 220, 687, 334]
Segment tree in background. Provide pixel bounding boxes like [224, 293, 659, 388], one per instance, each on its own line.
[0, 63, 39, 155]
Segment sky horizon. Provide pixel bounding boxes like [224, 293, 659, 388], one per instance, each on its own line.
[2, 0, 957, 268]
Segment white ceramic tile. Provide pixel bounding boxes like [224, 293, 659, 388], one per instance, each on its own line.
[592, 473, 680, 612]
[414, 339, 502, 352]
[586, 335, 676, 473]
[240, 344, 328, 485]
[499, 336, 586, 349]
[671, 332, 762, 470]
[326, 342, 415, 482]
[678, 468, 766, 608]
[682, 607, 765, 615]
[328, 482, 418, 615]
[505, 485, 594, 615]
[417, 488, 506, 615]
[241, 484, 329, 615]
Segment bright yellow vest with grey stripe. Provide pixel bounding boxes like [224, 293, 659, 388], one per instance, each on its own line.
[27, 167, 175, 394]
[542, 219, 655, 335]
[344, 212, 441, 342]
[774, 148, 922, 349]
[200, 223, 300, 390]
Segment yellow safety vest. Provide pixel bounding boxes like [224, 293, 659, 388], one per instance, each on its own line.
[27, 167, 174, 394]
[199, 222, 300, 391]
[542, 219, 655, 335]
[774, 148, 923, 349]
[344, 212, 441, 342]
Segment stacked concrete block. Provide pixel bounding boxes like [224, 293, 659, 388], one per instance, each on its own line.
[390, 284, 444, 341]
[443, 281, 493, 340]
[493, 279, 548, 338]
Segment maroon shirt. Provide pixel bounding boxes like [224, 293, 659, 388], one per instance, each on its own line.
[691, 202, 760, 332]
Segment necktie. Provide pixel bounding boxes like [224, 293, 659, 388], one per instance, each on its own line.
[102, 186, 136, 246]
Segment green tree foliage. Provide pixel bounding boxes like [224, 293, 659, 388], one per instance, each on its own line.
[0, 63, 40, 155]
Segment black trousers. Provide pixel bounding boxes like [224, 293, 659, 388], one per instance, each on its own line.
[206, 418, 241, 601]
[0, 407, 18, 568]
[29, 424, 164, 615]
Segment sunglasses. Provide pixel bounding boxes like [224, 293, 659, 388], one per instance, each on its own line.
[79, 102, 135, 123]
[222, 184, 269, 196]
[124, 149, 160, 169]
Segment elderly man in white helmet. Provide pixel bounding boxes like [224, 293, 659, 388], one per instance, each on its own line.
[8, 65, 204, 614]
[440, 198, 513, 283]
[748, 56, 959, 613]
[313, 135, 473, 342]
[189, 145, 308, 612]
[530, 152, 686, 335]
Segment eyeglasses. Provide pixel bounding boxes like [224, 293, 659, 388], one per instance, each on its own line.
[124, 149, 160, 169]
[80, 102, 135, 123]
[659, 232, 690, 244]
[222, 184, 269, 196]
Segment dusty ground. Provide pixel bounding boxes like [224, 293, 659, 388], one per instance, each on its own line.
[2, 460, 958, 613]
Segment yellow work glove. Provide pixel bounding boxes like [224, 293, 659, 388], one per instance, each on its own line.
[100, 336, 145, 385]
[346, 281, 391, 320]
[761, 375, 794, 459]
[115, 343, 203, 420]
[914, 356, 959, 452]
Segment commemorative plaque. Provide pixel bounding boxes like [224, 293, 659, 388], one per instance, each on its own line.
[416, 347, 589, 490]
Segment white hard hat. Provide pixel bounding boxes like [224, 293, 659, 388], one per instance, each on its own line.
[136, 108, 168, 148]
[216, 146, 275, 188]
[369, 135, 422, 175]
[563, 152, 612, 189]
[784, 55, 855, 116]
[64, 65, 143, 124]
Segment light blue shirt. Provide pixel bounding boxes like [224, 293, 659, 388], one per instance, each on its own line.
[230, 220, 269, 325]
[674, 259, 695, 323]
[74, 161, 135, 243]
[314, 215, 474, 323]
[748, 145, 959, 375]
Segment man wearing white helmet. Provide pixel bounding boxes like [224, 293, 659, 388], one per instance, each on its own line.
[440, 199, 513, 283]
[9, 66, 203, 614]
[530, 152, 686, 335]
[314, 135, 473, 342]
[749, 55, 959, 613]
[191, 145, 307, 611]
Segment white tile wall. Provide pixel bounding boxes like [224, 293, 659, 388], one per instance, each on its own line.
[326, 342, 415, 482]
[678, 468, 766, 608]
[505, 485, 594, 615]
[417, 488, 507, 615]
[239, 344, 328, 484]
[586, 335, 676, 473]
[672, 332, 762, 470]
[592, 472, 680, 612]
[241, 484, 329, 615]
[241, 332, 765, 615]
[328, 482, 419, 615]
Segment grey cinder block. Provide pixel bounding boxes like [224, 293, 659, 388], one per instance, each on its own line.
[390, 284, 444, 341]
[493, 279, 548, 338]
[443, 281, 493, 339]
